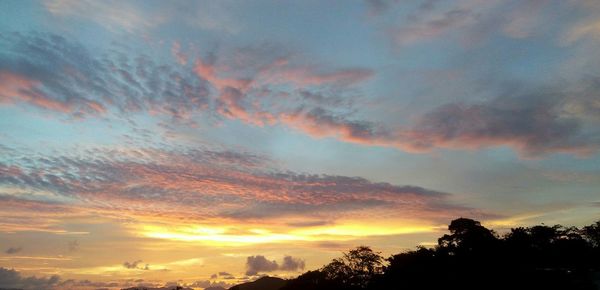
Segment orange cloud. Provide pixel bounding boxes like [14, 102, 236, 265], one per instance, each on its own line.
[0, 146, 483, 238]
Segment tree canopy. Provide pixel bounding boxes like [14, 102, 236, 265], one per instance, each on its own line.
[279, 218, 600, 290]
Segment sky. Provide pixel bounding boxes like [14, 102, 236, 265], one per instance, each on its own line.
[0, 0, 600, 289]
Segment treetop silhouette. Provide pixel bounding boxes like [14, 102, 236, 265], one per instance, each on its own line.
[278, 217, 600, 290]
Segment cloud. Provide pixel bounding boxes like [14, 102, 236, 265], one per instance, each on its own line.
[0, 32, 209, 119]
[562, 0, 600, 44]
[502, 0, 548, 39]
[44, 0, 162, 33]
[210, 272, 235, 280]
[0, 144, 467, 232]
[171, 41, 188, 66]
[189, 42, 374, 127]
[123, 260, 142, 269]
[245, 255, 279, 276]
[58, 279, 121, 289]
[398, 85, 600, 157]
[365, 0, 442, 17]
[0, 267, 166, 290]
[263, 66, 374, 87]
[364, 0, 396, 15]
[189, 279, 234, 289]
[5, 247, 22, 254]
[170, 0, 243, 34]
[0, 195, 86, 233]
[380, 1, 563, 48]
[313, 241, 349, 250]
[0, 71, 64, 112]
[123, 260, 150, 270]
[279, 107, 390, 146]
[274, 83, 600, 157]
[245, 255, 305, 275]
[280, 256, 306, 272]
[393, 8, 473, 46]
[54, 277, 183, 290]
[2, 9, 597, 163]
[287, 220, 332, 228]
[45, 0, 247, 35]
[0, 32, 375, 139]
[193, 50, 373, 92]
[0, 267, 60, 290]
[187, 42, 600, 157]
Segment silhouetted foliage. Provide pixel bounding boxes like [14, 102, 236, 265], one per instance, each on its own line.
[321, 246, 383, 289]
[583, 221, 600, 247]
[438, 217, 498, 253]
[279, 218, 600, 290]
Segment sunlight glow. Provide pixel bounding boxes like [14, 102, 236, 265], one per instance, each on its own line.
[139, 221, 438, 245]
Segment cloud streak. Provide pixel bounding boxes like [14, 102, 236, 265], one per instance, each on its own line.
[0, 145, 478, 238]
[44, 0, 162, 33]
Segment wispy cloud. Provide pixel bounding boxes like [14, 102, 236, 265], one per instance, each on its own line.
[0, 145, 481, 241]
[44, 0, 162, 33]
[45, 0, 246, 35]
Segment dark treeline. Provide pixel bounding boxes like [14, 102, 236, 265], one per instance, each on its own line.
[281, 218, 600, 290]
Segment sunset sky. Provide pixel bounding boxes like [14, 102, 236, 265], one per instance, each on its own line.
[1, 0, 600, 289]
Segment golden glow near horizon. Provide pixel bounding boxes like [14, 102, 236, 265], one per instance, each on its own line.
[138, 220, 439, 246]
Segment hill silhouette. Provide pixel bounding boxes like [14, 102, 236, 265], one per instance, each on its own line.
[229, 276, 286, 290]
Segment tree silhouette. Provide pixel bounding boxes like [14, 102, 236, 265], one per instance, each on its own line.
[438, 217, 498, 254]
[277, 218, 600, 290]
[281, 246, 383, 290]
[582, 221, 600, 247]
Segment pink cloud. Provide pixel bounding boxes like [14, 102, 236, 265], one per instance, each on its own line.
[0, 146, 477, 228]
[0, 71, 70, 113]
[171, 41, 188, 65]
[0, 70, 106, 115]
[191, 51, 373, 131]
[193, 58, 252, 91]
[279, 108, 389, 146]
